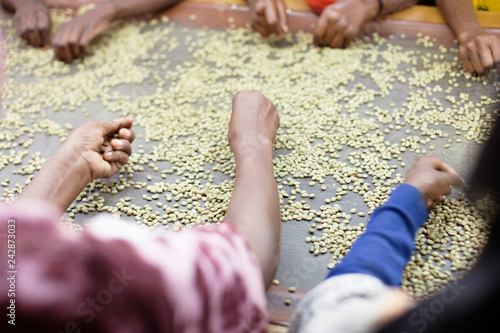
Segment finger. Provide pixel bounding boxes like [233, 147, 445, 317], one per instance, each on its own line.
[330, 31, 344, 49]
[35, 30, 43, 47]
[121, 116, 134, 129]
[55, 44, 72, 62]
[313, 15, 329, 45]
[79, 26, 93, 55]
[111, 139, 132, 156]
[469, 49, 486, 75]
[420, 156, 451, 172]
[477, 41, 495, 70]
[440, 171, 463, 188]
[323, 25, 337, 47]
[436, 163, 463, 186]
[20, 13, 37, 38]
[22, 30, 36, 46]
[101, 143, 113, 155]
[252, 22, 270, 37]
[67, 27, 83, 60]
[415, 156, 463, 185]
[26, 12, 43, 47]
[442, 185, 452, 196]
[329, 17, 347, 48]
[36, 9, 51, 30]
[41, 27, 51, 47]
[119, 127, 135, 143]
[343, 35, 354, 48]
[31, 28, 42, 47]
[264, 0, 278, 26]
[426, 199, 436, 210]
[35, 9, 51, 47]
[53, 26, 73, 62]
[489, 37, 500, 70]
[99, 118, 132, 136]
[343, 28, 356, 48]
[277, 0, 289, 33]
[459, 47, 476, 74]
[103, 150, 130, 167]
[432, 191, 445, 202]
[255, 0, 267, 15]
[264, 2, 281, 38]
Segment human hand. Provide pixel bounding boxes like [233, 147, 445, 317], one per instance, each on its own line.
[313, 0, 378, 48]
[458, 30, 500, 75]
[15, 117, 135, 211]
[53, 4, 115, 61]
[60, 117, 135, 181]
[403, 156, 464, 209]
[228, 90, 280, 152]
[249, 0, 289, 39]
[11, 0, 51, 47]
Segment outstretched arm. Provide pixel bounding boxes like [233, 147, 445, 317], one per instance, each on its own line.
[16, 117, 135, 212]
[53, 0, 181, 61]
[436, 0, 500, 74]
[327, 156, 463, 285]
[225, 90, 281, 288]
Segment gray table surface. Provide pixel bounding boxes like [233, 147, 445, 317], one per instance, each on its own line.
[1, 18, 499, 291]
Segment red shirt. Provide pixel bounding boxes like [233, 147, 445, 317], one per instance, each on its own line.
[306, 0, 338, 14]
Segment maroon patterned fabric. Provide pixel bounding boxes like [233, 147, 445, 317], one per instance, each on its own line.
[0, 201, 268, 332]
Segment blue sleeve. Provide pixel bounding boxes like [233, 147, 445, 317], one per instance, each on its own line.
[326, 184, 428, 286]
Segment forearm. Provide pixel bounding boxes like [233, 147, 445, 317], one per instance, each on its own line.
[359, 0, 419, 22]
[327, 184, 428, 286]
[1, 0, 38, 10]
[102, 0, 182, 21]
[436, 0, 483, 43]
[16, 149, 91, 213]
[226, 145, 281, 287]
[381, 0, 419, 16]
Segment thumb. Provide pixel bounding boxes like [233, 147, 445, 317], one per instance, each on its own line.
[99, 117, 133, 136]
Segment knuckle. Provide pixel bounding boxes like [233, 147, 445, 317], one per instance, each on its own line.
[233, 90, 247, 100]
[68, 37, 78, 45]
[326, 10, 340, 21]
[483, 59, 494, 68]
[415, 156, 427, 163]
[251, 90, 265, 99]
[474, 35, 486, 44]
[52, 40, 64, 48]
[466, 41, 476, 51]
[345, 27, 356, 38]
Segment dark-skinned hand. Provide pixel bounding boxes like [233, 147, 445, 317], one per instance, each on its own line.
[228, 90, 280, 152]
[9, 0, 51, 47]
[60, 117, 135, 181]
[314, 0, 378, 48]
[249, 0, 289, 39]
[458, 29, 500, 75]
[403, 156, 463, 209]
[52, 4, 115, 62]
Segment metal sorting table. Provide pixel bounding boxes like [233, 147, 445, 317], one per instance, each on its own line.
[1, 5, 499, 324]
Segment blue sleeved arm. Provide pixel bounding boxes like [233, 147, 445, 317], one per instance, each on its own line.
[326, 184, 429, 286]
